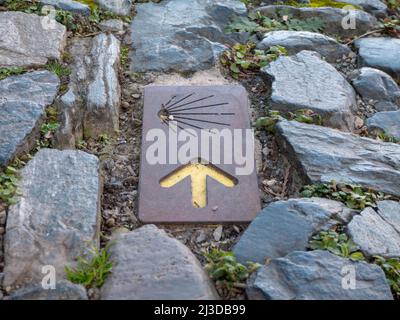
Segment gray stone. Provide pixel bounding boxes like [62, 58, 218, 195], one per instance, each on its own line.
[40, 0, 91, 15]
[366, 111, 400, 139]
[100, 224, 218, 300]
[348, 206, 400, 258]
[0, 12, 66, 67]
[256, 5, 378, 37]
[375, 101, 399, 112]
[3, 149, 101, 289]
[351, 67, 400, 106]
[98, 19, 125, 33]
[96, 0, 132, 15]
[247, 250, 393, 300]
[355, 37, 400, 80]
[54, 33, 120, 147]
[276, 120, 400, 196]
[257, 30, 351, 62]
[262, 51, 356, 130]
[0, 71, 60, 166]
[333, 0, 387, 17]
[233, 198, 356, 264]
[377, 200, 400, 234]
[6, 281, 88, 300]
[130, 0, 247, 73]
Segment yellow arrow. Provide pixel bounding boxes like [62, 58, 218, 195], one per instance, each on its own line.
[160, 162, 237, 208]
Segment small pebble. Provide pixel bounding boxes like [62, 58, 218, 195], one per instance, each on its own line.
[213, 226, 223, 242]
[106, 218, 116, 228]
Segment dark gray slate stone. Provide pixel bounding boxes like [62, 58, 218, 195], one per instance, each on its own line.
[98, 19, 125, 33]
[54, 33, 120, 147]
[276, 120, 400, 196]
[247, 250, 393, 300]
[3, 149, 101, 289]
[130, 0, 247, 73]
[256, 5, 378, 37]
[355, 37, 400, 80]
[96, 0, 131, 16]
[257, 30, 351, 62]
[0, 12, 66, 67]
[375, 101, 399, 112]
[366, 111, 400, 139]
[333, 0, 387, 17]
[351, 67, 400, 106]
[6, 281, 88, 300]
[40, 0, 91, 15]
[100, 225, 218, 300]
[0, 71, 60, 166]
[377, 200, 400, 234]
[233, 198, 356, 264]
[262, 51, 356, 131]
[348, 205, 400, 258]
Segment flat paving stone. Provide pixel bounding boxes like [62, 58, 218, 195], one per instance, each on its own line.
[54, 33, 120, 147]
[350, 67, 400, 106]
[366, 110, 400, 139]
[39, 0, 91, 15]
[262, 51, 356, 131]
[97, 0, 132, 16]
[276, 120, 400, 196]
[6, 281, 88, 300]
[233, 198, 356, 264]
[0, 12, 66, 67]
[138, 85, 260, 223]
[348, 205, 400, 258]
[100, 225, 218, 300]
[130, 0, 247, 73]
[247, 250, 393, 300]
[0, 71, 60, 166]
[355, 37, 400, 80]
[257, 30, 351, 62]
[3, 149, 101, 290]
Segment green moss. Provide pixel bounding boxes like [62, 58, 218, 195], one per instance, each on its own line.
[75, 0, 99, 11]
[281, 0, 361, 9]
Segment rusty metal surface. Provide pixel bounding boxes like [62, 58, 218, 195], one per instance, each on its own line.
[138, 85, 261, 223]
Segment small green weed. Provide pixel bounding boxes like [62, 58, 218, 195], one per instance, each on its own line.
[5, 0, 41, 13]
[256, 109, 322, 133]
[374, 256, 400, 298]
[0, 67, 25, 81]
[377, 132, 400, 143]
[288, 109, 323, 125]
[98, 134, 112, 146]
[120, 45, 130, 68]
[220, 43, 286, 79]
[46, 60, 71, 78]
[0, 166, 19, 205]
[256, 110, 282, 133]
[301, 181, 390, 210]
[384, 0, 400, 13]
[309, 230, 365, 261]
[204, 249, 261, 294]
[65, 242, 114, 289]
[37, 107, 60, 148]
[55, 9, 78, 31]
